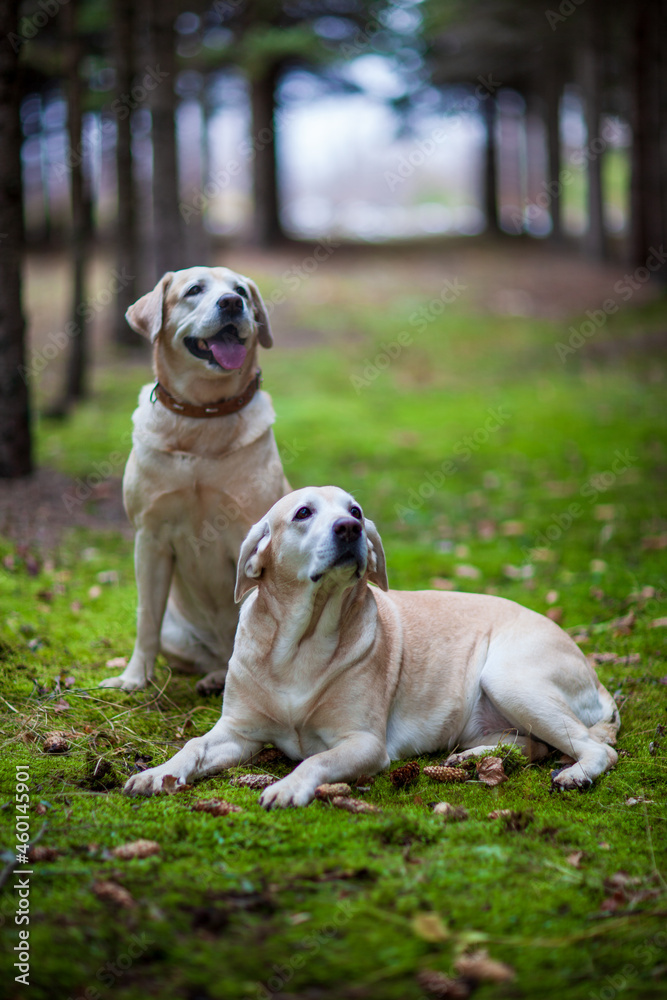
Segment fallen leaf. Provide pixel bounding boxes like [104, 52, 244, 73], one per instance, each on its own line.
[641, 534, 667, 550]
[625, 796, 654, 806]
[501, 520, 525, 535]
[546, 607, 563, 624]
[455, 949, 515, 983]
[591, 652, 640, 666]
[92, 880, 135, 908]
[475, 757, 508, 787]
[650, 617, 667, 628]
[487, 809, 514, 820]
[431, 577, 455, 591]
[566, 851, 584, 868]
[51, 699, 70, 713]
[412, 912, 450, 942]
[111, 839, 161, 860]
[546, 590, 559, 605]
[594, 504, 616, 521]
[88, 585, 103, 599]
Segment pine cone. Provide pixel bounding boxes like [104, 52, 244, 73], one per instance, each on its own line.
[389, 761, 420, 788]
[231, 773, 276, 790]
[254, 747, 291, 766]
[315, 782, 352, 800]
[330, 796, 381, 814]
[423, 765, 467, 783]
[92, 880, 135, 909]
[112, 839, 161, 860]
[43, 731, 70, 754]
[192, 798, 242, 816]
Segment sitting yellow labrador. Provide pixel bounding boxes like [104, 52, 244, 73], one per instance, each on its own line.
[100, 267, 289, 695]
[123, 486, 620, 804]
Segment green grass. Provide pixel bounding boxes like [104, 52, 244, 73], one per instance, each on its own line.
[1, 264, 666, 1000]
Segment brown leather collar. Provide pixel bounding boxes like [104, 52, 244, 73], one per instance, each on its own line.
[151, 369, 262, 419]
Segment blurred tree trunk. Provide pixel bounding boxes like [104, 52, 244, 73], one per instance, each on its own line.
[0, 0, 32, 477]
[482, 94, 499, 235]
[250, 64, 284, 246]
[113, 0, 139, 345]
[545, 60, 562, 243]
[630, 0, 664, 266]
[148, 0, 183, 278]
[53, 0, 92, 413]
[580, 6, 605, 260]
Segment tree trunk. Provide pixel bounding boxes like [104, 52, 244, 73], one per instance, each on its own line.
[545, 60, 563, 242]
[0, 0, 32, 477]
[581, 6, 605, 259]
[250, 64, 284, 246]
[148, 0, 183, 279]
[482, 94, 500, 235]
[112, 0, 139, 345]
[630, 0, 664, 266]
[53, 0, 90, 411]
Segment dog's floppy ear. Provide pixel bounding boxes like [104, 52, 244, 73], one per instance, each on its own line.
[364, 518, 389, 591]
[234, 519, 271, 602]
[125, 272, 174, 341]
[246, 278, 273, 349]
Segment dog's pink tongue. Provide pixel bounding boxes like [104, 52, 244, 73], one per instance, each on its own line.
[209, 341, 247, 370]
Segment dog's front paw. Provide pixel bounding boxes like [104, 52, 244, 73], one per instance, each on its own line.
[260, 776, 314, 810]
[124, 768, 186, 796]
[550, 766, 593, 792]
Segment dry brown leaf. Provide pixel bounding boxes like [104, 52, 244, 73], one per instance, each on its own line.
[455, 564, 481, 579]
[455, 949, 515, 983]
[431, 577, 455, 591]
[475, 756, 508, 787]
[92, 880, 135, 908]
[111, 839, 161, 860]
[416, 970, 471, 999]
[650, 617, 667, 628]
[314, 782, 352, 800]
[641, 534, 667, 550]
[566, 851, 584, 868]
[487, 809, 514, 820]
[160, 774, 192, 794]
[191, 798, 242, 816]
[546, 607, 563, 624]
[625, 796, 654, 806]
[412, 913, 450, 942]
[51, 699, 70, 713]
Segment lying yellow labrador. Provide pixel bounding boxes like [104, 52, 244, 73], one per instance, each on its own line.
[100, 267, 289, 695]
[124, 486, 620, 804]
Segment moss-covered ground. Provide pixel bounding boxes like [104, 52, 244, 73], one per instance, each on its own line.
[1, 246, 666, 999]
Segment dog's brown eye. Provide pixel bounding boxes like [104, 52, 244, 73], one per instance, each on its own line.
[350, 506, 362, 520]
[293, 506, 312, 521]
[234, 285, 248, 299]
[185, 284, 203, 297]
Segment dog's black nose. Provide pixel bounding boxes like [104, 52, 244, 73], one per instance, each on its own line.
[217, 293, 243, 314]
[333, 518, 362, 543]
